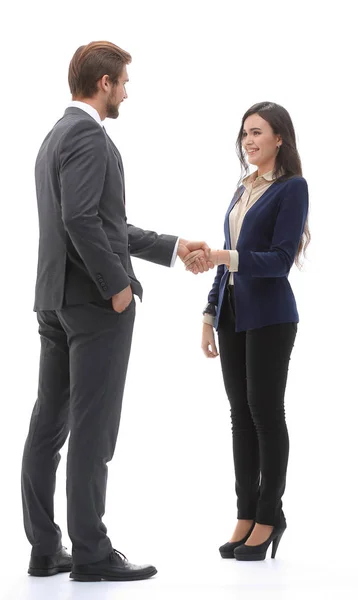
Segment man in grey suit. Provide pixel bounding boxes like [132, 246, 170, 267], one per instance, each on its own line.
[21, 41, 212, 582]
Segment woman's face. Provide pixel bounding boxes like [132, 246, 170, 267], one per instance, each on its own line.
[242, 113, 281, 171]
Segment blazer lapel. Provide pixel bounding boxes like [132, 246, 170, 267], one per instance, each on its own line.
[224, 185, 245, 248]
[103, 129, 124, 175]
[103, 129, 126, 205]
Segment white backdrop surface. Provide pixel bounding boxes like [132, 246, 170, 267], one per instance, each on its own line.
[0, 1, 357, 598]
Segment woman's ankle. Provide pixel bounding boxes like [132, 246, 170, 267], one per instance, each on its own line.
[229, 519, 254, 542]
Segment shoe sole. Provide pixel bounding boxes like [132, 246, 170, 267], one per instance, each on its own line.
[219, 551, 235, 559]
[235, 554, 266, 561]
[70, 567, 158, 582]
[28, 565, 72, 577]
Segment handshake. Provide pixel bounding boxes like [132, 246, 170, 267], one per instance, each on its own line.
[178, 238, 229, 274]
[113, 238, 229, 314]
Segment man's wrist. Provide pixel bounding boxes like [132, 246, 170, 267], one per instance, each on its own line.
[177, 238, 188, 260]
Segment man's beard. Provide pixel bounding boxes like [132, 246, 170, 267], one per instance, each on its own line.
[106, 96, 120, 119]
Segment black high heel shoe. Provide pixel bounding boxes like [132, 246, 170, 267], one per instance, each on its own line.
[234, 520, 287, 561]
[219, 522, 255, 558]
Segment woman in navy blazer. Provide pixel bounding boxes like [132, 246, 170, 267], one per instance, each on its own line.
[185, 102, 310, 561]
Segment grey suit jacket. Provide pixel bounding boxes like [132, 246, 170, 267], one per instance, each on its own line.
[33, 107, 177, 311]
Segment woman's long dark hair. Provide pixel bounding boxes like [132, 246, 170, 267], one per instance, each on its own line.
[236, 101, 310, 268]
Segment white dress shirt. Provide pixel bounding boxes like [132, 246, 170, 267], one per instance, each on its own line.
[68, 100, 103, 127]
[67, 100, 179, 267]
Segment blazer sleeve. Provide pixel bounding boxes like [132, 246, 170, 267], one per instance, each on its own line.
[207, 241, 227, 305]
[127, 224, 178, 267]
[59, 120, 131, 299]
[237, 177, 309, 278]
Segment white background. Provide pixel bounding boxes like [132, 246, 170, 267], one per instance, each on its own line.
[0, 0, 357, 598]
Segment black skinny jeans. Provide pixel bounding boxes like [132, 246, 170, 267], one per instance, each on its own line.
[217, 285, 297, 526]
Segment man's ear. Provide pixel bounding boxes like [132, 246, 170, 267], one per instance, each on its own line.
[98, 74, 111, 93]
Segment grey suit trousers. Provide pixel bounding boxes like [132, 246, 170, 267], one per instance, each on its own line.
[21, 296, 136, 564]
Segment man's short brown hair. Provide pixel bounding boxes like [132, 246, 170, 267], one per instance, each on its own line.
[68, 41, 132, 98]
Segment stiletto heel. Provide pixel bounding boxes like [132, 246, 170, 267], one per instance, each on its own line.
[271, 531, 283, 558]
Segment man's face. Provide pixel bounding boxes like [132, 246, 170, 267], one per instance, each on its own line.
[106, 65, 129, 119]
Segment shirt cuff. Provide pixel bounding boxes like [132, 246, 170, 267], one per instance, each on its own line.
[228, 250, 239, 272]
[203, 313, 215, 326]
[170, 237, 180, 268]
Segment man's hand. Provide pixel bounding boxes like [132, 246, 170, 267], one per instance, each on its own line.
[184, 248, 230, 272]
[112, 285, 133, 313]
[177, 239, 214, 274]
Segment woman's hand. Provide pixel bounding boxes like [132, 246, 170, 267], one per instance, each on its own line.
[185, 249, 230, 272]
[176, 240, 214, 274]
[183, 249, 215, 274]
[201, 323, 219, 358]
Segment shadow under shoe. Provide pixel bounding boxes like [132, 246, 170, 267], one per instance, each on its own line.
[70, 549, 157, 582]
[28, 547, 72, 577]
[219, 521, 256, 558]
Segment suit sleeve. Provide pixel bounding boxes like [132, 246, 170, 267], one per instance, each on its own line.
[59, 120, 130, 298]
[237, 178, 309, 278]
[127, 224, 178, 267]
[207, 241, 227, 305]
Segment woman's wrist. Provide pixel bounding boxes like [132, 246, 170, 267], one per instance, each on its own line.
[210, 249, 230, 267]
[203, 312, 215, 326]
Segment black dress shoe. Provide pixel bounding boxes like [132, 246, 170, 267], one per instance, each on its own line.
[234, 520, 287, 561]
[70, 549, 157, 582]
[219, 522, 255, 558]
[28, 547, 72, 577]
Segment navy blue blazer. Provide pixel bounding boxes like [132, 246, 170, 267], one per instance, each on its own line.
[207, 176, 309, 332]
